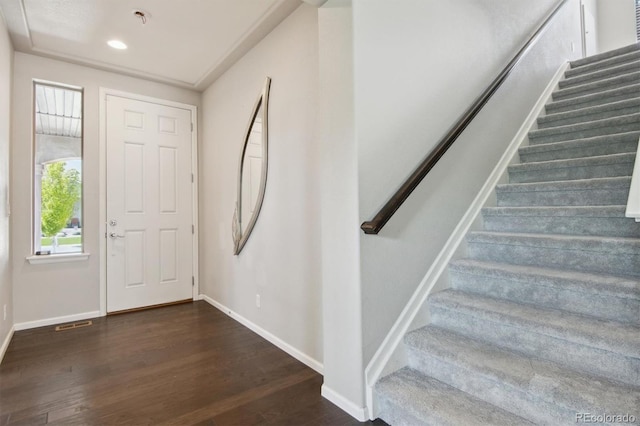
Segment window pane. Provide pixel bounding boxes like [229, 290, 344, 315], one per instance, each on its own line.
[34, 83, 83, 255]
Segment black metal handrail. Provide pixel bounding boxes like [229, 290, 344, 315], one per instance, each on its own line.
[361, 0, 569, 234]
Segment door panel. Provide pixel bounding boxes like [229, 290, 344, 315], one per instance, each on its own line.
[106, 95, 193, 312]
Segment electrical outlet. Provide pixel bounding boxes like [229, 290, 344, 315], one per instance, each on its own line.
[256, 294, 261, 308]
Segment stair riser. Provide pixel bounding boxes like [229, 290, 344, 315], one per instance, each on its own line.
[537, 104, 640, 129]
[508, 161, 634, 183]
[496, 187, 629, 207]
[449, 269, 640, 324]
[552, 73, 640, 102]
[528, 120, 640, 145]
[519, 140, 638, 163]
[407, 350, 574, 425]
[428, 306, 640, 387]
[376, 398, 425, 426]
[375, 371, 536, 426]
[560, 62, 640, 89]
[566, 52, 640, 77]
[482, 214, 640, 238]
[547, 85, 640, 114]
[467, 239, 640, 277]
[570, 44, 640, 68]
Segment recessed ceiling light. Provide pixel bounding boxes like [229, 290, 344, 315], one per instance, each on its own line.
[107, 40, 127, 50]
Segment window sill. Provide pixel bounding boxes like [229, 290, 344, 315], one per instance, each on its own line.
[26, 253, 91, 265]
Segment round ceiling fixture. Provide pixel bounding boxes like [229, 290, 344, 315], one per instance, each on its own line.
[107, 40, 128, 50]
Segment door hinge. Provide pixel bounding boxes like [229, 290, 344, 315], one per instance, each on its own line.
[192, 276, 195, 286]
[191, 173, 194, 183]
[191, 123, 194, 132]
[192, 224, 195, 234]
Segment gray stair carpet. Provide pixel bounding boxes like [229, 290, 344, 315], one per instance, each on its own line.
[375, 42, 640, 425]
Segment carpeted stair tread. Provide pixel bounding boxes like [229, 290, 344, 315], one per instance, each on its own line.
[507, 152, 635, 183]
[483, 205, 628, 219]
[510, 152, 636, 172]
[495, 176, 631, 206]
[559, 59, 640, 89]
[546, 82, 640, 114]
[428, 289, 640, 359]
[450, 258, 640, 300]
[449, 258, 640, 323]
[528, 113, 640, 144]
[466, 230, 640, 277]
[552, 71, 640, 102]
[405, 326, 640, 424]
[518, 132, 640, 163]
[467, 230, 640, 254]
[376, 367, 535, 426]
[481, 205, 640, 237]
[565, 49, 640, 78]
[537, 97, 640, 129]
[569, 42, 640, 68]
[495, 175, 631, 192]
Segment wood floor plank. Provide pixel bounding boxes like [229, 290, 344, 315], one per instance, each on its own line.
[0, 302, 384, 425]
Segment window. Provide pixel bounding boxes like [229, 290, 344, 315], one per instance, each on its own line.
[33, 82, 83, 255]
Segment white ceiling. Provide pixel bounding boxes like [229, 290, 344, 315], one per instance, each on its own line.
[0, 0, 303, 91]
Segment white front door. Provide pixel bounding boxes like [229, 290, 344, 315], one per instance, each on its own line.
[106, 95, 193, 312]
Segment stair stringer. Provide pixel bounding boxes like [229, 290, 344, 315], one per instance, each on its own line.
[363, 62, 570, 420]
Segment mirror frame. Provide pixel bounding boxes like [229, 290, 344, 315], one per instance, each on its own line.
[233, 76, 271, 255]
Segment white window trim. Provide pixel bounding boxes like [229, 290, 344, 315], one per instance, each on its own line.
[32, 81, 85, 258]
[26, 252, 91, 265]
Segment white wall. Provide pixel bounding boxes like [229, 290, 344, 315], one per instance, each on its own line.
[353, 0, 582, 366]
[317, 0, 366, 418]
[597, 0, 637, 52]
[199, 5, 323, 366]
[11, 53, 200, 326]
[0, 12, 13, 354]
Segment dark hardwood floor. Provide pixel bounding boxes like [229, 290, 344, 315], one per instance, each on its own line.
[0, 301, 385, 426]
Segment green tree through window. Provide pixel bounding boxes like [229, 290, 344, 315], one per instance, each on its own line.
[41, 161, 81, 238]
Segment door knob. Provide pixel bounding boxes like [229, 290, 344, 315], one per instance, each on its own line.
[109, 232, 125, 239]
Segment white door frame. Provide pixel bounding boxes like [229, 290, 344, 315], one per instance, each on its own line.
[98, 88, 199, 316]
[580, 0, 597, 57]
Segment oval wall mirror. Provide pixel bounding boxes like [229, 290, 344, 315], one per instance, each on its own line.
[233, 77, 271, 255]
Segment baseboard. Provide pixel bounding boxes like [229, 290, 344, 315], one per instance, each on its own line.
[321, 384, 368, 422]
[0, 325, 14, 364]
[14, 311, 101, 331]
[363, 61, 571, 419]
[199, 294, 323, 374]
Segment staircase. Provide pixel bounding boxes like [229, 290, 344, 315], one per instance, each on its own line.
[375, 44, 640, 425]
